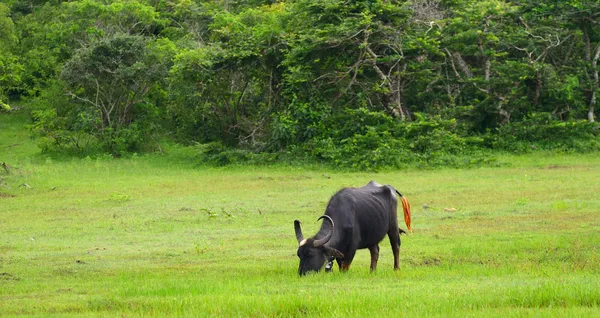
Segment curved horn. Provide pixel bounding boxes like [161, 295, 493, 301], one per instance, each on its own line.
[294, 220, 304, 244]
[313, 215, 334, 247]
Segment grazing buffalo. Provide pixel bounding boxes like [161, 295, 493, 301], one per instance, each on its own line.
[294, 181, 412, 275]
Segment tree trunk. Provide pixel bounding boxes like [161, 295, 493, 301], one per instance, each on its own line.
[496, 97, 511, 124]
[366, 46, 407, 120]
[452, 52, 473, 78]
[484, 58, 491, 82]
[533, 69, 542, 106]
[583, 24, 591, 63]
[395, 63, 409, 121]
[589, 43, 600, 122]
[581, 23, 598, 122]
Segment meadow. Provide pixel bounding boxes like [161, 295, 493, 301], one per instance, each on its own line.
[1, 111, 599, 317]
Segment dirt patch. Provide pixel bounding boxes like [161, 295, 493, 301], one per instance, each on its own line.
[407, 257, 442, 267]
[544, 164, 588, 170]
[421, 257, 441, 266]
[258, 175, 313, 181]
[0, 192, 15, 198]
[0, 272, 20, 281]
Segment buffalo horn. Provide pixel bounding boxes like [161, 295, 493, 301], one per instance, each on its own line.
[294, 220, 304, 244]
[313, 215, 334, 247]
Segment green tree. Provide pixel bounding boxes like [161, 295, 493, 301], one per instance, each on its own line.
[283, 0, 414, 119]
[54, 34, 169, 154]
[519, 0, 600, 122]
[168, 2, 287, 148]
[0, 3, 23, 102]
[9, 0, 600, 164]
[14, 0, 167, 97]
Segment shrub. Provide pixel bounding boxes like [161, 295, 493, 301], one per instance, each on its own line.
[0, 100, 11, 113]
[274, 109, 490, 170]
[195, 142, 278, 166]
[485, 113, 600, 153]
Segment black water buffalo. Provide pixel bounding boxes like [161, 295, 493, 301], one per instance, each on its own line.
[294, 181, 412, 275]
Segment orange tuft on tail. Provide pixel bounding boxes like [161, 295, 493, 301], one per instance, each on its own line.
[401, 196, 412, 232]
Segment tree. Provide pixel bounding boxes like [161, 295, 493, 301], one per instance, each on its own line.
[168, 2, 287, 148]
[282, 1, 411, 116]
[14, 0, 167, 97]
[519, 0, 600, 122]
[0, 3, 23, 102]
[58, 34, 169, 154]
[11, 0, 600, 163]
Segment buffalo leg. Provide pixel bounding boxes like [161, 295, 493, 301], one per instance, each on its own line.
[388, 230, 401, 270]
[368, 244, 380, 271]
[337, 225, 356, 272]
[336, 258, 351, 272]
[339, 248, 357, 272]
[340, 262, 351, 272]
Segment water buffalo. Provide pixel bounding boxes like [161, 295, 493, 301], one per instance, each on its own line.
[294, 181, 411, 275]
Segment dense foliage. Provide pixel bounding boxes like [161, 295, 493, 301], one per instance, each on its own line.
[2, 0, 600, 167]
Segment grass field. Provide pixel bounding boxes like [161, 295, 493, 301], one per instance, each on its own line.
[1, 111, 599, 316]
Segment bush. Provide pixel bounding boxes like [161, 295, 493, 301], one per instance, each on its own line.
[195, 142, 278, 166]
[0, 100, 11, 112]
[485, 113, 600, 153]
[28, 81, 101, 155]
[273, 109, 492, 170]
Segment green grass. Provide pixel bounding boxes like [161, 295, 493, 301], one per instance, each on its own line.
[1, 111, 599, 317]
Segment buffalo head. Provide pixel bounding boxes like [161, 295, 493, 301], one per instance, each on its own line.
[294, 215, 344, 275]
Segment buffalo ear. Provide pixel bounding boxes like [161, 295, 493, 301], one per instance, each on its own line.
[324, 247, 344, 259]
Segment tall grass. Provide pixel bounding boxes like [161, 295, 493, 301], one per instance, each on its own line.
[1, 112, 599, 316]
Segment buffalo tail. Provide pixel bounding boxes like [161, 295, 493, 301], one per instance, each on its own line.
[396, 190, 412, 233]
